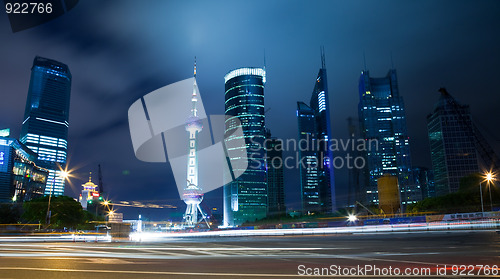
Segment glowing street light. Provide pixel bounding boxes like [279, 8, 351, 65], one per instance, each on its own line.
[485, 172, 495, 212]
[486, 172, 493, 182]
[347, 214, 358, 222]
[60, 170, 69, 179]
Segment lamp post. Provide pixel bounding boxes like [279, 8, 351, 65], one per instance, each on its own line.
[485, 172, 494, 211]
[479, 181, 485, 214]
[45, 170, 69, 226]
[107, 209, 115, 228]
[45, 176, 56, 226]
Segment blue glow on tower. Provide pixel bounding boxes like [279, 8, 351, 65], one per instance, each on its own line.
[182, 58, 209, 228]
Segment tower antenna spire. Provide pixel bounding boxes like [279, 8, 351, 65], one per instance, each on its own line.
[390, 51, 394, 69]
[194, 56, 197, 78]
[263, 49, 266, 70]
[320, 46, 326, 69]
[98, 164, 104, 194]
[363, 51, 367, 71]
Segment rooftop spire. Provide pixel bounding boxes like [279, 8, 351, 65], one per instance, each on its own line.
[390, 51, 394, 69]
[194, 56, 197, 78]
[264, 49, 266, 70]
[89, 172, 92, 182]
[363, 51, 367, 71]
[191, 57, 198, 116]
[320, 46, 326, 69]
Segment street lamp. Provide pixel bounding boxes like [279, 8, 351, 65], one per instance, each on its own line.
[347, 214, 358, 222]
[479, 181, 485, 215]
[485, 172, 495, 211]
[45, 170, 69, 226]
[107, 210, 115, 221]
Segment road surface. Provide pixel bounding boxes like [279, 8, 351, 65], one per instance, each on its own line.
[0, 230, 499, 278]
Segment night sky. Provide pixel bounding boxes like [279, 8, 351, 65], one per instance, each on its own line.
[1, 0, 499, 220]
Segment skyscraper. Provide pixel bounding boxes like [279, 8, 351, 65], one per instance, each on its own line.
[297, 101, 320, 212]
[427, 89, 479, 196]
[20, 56, 71, 196]
[358, 69, 416, 207]
[296, 51, 334, 213]
[266, 130, 285, 217]
[411, 167, 435, 199]
[224, 67, 267, 227]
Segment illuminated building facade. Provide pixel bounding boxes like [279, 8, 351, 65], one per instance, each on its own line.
[427, 91, 479, 196]
[0, 131, 48, 202]
[20, 56, 71, 197]
[411, 167, 435, 199]
[358, 69, 417, 207]
[224, 67, 267, 227]
[296, 52, 334, 213]
[79, 173, 99, 210]
[297, 101, 320, 212]
[78, 172, 106, 216]
[266, 130, 285, 216]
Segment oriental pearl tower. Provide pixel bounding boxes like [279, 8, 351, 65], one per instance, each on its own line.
[182, 58, 210, 228]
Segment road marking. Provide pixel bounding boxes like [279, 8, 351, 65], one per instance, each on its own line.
[0, 244, 332, 251]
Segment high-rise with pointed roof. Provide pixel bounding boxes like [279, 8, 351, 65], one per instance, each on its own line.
[296, 49, 335, 213]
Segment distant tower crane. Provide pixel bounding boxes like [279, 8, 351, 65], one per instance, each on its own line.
[98, 164, 104, 194]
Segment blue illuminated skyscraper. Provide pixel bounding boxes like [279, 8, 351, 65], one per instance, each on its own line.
[296, 51, 335, 213]
[266, 129, 285, 217]
[223, 67, 267, 227]
[297, 102, 320, 212]
[20, 56, 71, 196]
[358, 69, 417, 207]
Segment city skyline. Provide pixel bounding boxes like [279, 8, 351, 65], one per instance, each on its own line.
[0, 0, 499, 219]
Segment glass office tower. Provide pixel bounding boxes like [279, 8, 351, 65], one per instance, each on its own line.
[427, 90, 479, 196]
[20, 56, 71, 196]
[296, 55, 334, 213]
[411, 167, 435, 199]
[297, 102, 320, 212]
[223, 67, 267, 227]
[358, 69, 416, 207]
[266, 130, 285, 217]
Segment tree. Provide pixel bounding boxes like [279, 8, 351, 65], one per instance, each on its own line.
[408, 173, 499, 213]
[23, 196, 84, 229]
[0, 203, 22, 224]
